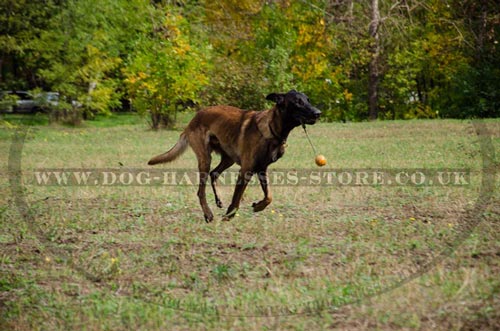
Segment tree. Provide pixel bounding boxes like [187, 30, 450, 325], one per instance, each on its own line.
[32, 0, 146, 123]
[0, 0, 62, 90]
[1, 0, 498, 124]
[368, 0, 381, 120]
[123, 8, 209, 129]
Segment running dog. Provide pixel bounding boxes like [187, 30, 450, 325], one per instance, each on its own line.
[148, 90, 321, 222]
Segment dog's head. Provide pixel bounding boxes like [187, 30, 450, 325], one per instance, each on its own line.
[266, 90, 321, 125]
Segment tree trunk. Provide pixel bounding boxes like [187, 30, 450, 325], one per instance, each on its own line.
[150, 111, 173, 130]
[150, 112, 161, 130]
[368, 0, 381, 121]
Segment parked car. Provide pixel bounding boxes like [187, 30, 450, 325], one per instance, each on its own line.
[0, 91, 59, 114]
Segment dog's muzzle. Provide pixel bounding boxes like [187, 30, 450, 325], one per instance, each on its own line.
[304, 107, 321, 124]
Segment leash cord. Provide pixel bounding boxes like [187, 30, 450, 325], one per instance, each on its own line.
[302, 123, 318, 156]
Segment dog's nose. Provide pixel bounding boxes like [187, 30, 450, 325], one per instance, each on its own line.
[313, 108, 321, 118]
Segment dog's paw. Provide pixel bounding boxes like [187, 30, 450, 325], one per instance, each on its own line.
[204, 213, 214, 223]
[215, 199, 223, 208]
[252, 200, 270, 212]
[222, 208, 238, 221]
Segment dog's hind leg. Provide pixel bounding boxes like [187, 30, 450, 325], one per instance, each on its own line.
[210, 153, 234, 208]
[189, 133, 214, 222]
[197, 157, 214, 223]
[252, 169, 272, 212]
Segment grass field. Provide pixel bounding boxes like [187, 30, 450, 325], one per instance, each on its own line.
[1, 114, 499, 330]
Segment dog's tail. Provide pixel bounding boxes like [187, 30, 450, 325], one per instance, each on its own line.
[148, 133, 189, 165]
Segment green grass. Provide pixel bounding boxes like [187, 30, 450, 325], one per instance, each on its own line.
[85, 113, 146, 128]
[1, 111, 196, 129]
[1, 112, 144, 128]
[0, 117, 499, 330]
[1, 112, 50, 126]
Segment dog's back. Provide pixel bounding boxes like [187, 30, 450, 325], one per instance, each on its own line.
[148, 106, 255, 165]
[188, 106, 254, 136]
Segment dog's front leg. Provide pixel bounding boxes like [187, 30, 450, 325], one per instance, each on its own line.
[222, 169, 253, 221]
[252, 169, 272, 212]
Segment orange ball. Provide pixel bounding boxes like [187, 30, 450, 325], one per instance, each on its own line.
[315, 154, 327, 167]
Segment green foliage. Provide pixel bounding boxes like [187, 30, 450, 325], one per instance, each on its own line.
[29, 0, 147, 122]
[0, 0, 498, 125]
[123, 10, 209, 129]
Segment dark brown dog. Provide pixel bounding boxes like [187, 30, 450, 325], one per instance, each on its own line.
[148, 90, 321, 222]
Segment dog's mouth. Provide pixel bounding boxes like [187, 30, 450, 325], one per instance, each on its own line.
[304, 117, 318, 125]
[301, 109, 321, 125]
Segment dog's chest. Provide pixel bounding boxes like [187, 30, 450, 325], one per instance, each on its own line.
[270, 141, 286, 162]
[253, 140, 286, 170]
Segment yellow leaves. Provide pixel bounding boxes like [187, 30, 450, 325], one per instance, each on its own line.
[163, 13, 183, 39]
[206, 0, 263, 19]
[170, 26, 181, 38]
[238, 0, 263, 14]
[85, 45, 122, 70]
[296, 17, 328, 48]
[292, 14, 333, 81]
[418, 27, 469, 77]
[297, 24, 324, 47]
[86, 44, 100, 57]
[181, 43, 191, 53]
[124, 71, 149, 88]
[173, 40, 191, 56]
[291, 50, 328, 80]
[121, 9, 209, 118]
[142, 82, 157, 94]
[79, 44, 122, 84]
[297, 26, 313, 45]
[343, 89, 353, 103]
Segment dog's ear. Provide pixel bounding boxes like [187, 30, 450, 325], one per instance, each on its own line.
[266, 93, 285, 105]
